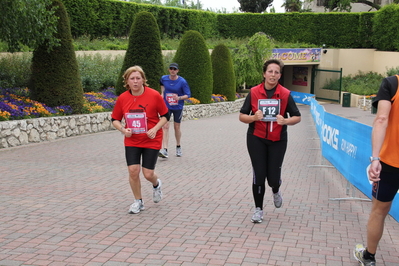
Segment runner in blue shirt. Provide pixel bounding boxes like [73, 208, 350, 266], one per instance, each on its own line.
[159, 63, 191, 158]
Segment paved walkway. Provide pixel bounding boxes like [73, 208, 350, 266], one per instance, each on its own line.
[1, 104, 398, 266]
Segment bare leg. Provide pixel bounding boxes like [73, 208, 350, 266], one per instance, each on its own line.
[162, 122, 170, 149]
[142, 167, 159, 186]
[128, 164, 142, 199]
[174, 122, 181, 146]
[366, 197, 392, 253]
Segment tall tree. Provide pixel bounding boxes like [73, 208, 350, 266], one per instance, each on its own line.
[321, 0, 381, 11]
[282, 0, 302, 12]
[238, 0, 273, 13]
[0, 0, 59, 52]
[232, 32, 274, 88]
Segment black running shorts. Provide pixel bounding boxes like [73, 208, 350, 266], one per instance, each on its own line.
[372, 170, 399, 202]
[125, 146, 159, 170]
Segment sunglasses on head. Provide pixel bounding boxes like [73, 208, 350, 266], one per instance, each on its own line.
[169, 67, 178, 70]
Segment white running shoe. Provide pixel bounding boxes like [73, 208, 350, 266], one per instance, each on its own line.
[176, 146, 182, 157]
[153, 179, 163, 203]
[158, 149, 168, 158]
[273, 191, 283, 208]
[251, 207, 263, 223]
[129, 199, 144, 214]
[354, 244, 376, 266]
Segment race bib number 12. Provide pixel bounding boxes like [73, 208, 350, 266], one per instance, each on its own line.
[258, 99, 280, 122]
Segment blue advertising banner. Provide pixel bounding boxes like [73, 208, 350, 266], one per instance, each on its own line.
[309, 97, 399, 222]
[290, 91, 314, 106]
[321, 112, 372, 198]
[310, 97, 325, 149]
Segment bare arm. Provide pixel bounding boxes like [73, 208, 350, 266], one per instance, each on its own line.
[160, 85, 165, 98]
[368, 100, 391, 181]
[112, 120, 132, 138]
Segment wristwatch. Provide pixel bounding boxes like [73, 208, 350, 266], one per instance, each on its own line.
[369, 156, 380, 162]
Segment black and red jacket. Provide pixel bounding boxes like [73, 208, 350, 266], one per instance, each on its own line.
[244, 83, 292, 141]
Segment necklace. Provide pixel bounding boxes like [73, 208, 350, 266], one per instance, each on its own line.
[131, 87, 144, 102]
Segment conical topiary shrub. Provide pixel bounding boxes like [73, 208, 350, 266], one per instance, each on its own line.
[173, 30, 213, 104]
[29, 0, 84, 114]
[115, 11, 164, 95]
[211, 44, 236, 101]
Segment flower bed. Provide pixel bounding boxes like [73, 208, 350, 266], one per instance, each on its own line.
[0, 87, 116, 121]
[0, 87, 73, 120]
[1, 87, 244, 121]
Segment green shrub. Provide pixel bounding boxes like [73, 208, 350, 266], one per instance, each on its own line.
[0, 53, 32, 88]
[29, 0, 84, 113]
[77, 53, 123, 92]
[116, 11, 164, 95]
[386, 66, 399, 77]
[211, 44, 236, 101]
[322, 71, 383, 95]
[173, 30, 213, 104]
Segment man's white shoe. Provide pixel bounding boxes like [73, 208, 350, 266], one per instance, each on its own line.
[158, 149, 168, 158]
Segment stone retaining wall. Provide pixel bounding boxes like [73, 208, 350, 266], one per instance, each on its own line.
[0, 99, 244, 149]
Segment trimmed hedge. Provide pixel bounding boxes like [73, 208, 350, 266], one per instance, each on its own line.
[30, 0, 84, 113]
[61, 0, 218, 39]
[372, 4, 399, 51]
[173, 30, 213, 104]
[60, 0, 399, 49]
[217, 12, 367, 48]
[115, 11, 164, 95]
[211, 44, 236, 101]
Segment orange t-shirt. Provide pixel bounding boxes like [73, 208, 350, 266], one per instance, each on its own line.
[380, 75, 399, 167]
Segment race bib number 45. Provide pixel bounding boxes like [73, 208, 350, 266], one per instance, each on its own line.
[258, 99, 280, 122]
[125, 113, 147, 134]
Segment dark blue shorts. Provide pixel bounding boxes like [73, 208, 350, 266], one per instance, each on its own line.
[169, 109, 183, 123]
[372, 170, 399, 202]
[125, 146, 159, 170]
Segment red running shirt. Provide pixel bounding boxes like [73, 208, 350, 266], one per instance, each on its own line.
[111, 87, 168, 150]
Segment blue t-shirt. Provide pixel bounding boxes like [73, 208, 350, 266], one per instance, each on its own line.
[160, 75, 191, 110]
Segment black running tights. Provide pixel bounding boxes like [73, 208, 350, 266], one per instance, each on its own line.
[247, 134, 287, 209]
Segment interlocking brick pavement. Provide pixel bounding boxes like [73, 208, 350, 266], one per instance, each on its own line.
[1, 104, 398, 266]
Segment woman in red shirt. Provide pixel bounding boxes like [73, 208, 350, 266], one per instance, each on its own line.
[111, 66, 170, 214]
